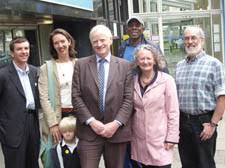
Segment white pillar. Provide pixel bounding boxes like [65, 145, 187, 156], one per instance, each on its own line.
[158, 0, 164, 53]
[128, 0, 133, 17]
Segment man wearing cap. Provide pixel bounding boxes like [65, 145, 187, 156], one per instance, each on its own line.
[120, 16, 168, 168]
[119, 16, 168, 73]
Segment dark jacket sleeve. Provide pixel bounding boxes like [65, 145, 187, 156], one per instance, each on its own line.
[50, 147, 60, 168]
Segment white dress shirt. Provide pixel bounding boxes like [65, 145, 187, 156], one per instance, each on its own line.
[13, 61, 35, 109]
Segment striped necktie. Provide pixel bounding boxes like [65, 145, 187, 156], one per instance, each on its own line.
[98, 59, 106, 113]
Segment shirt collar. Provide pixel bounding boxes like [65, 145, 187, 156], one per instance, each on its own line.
[13, 61, 29, 74]
[96, 53, 111, 63]
[185, 50, 205, 63]
[61, 139, 77, 148]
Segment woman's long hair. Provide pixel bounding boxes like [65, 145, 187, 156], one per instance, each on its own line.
[49, 28, 76, 59]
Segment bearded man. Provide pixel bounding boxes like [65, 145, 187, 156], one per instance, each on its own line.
[175, 26, 225, 168]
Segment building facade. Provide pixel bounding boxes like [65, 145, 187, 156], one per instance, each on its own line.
[0, 0, 224, 73]
[0, 0, 129, 67]
[128, 0, 224, 75]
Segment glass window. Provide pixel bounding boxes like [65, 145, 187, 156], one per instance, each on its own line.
[133, 0, 140, 13]
[0, 32, 3, 56]
[144, 0, 157, 12]
[93, 0, 104, 18]
[162, 0, 209, 11]
[5, 31, 12, 55]
[108, 0, 115, 20]
[212, 14, 222, 62]
[13, 30, 25, 37]
[134, 0, 157, 13]
[119, 0, 128, 22]
[212, 0, 220, 9]
[145, 23, 160, 44]
[0, 30, 12, 67]
[163, 17, 211, 76]
[0, 27, 40, 67]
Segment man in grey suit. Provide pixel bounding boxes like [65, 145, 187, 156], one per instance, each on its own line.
[0, 37, 40, 168]
[72, 25, 133, 168]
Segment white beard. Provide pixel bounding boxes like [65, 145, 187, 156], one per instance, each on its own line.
[185, 43, 202, 57]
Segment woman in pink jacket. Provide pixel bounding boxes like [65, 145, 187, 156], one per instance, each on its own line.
[131, 44, 179, 168]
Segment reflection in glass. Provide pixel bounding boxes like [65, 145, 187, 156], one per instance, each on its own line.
[93, 0, 103, 18]
[145, 23, 160, 45]
[0, 30, 12, 67]
[163, 17, 211, 76]
[108, 0, 115, 20]
[138, 0, 157, 12]
[14, 30, 24, 37]
[162, 0, 209, 11]
[119, 0, 128, 22]
[212, 14, 222, 61]
[0, 32, 3, 57]
[212, 0, 220, 9]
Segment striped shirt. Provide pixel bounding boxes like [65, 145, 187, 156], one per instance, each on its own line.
[175, 51, 225, 115]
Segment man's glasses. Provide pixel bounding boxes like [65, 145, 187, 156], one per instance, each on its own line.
[183, 36, 199, 41]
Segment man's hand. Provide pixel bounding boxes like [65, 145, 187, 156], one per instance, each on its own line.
[89, 119, 105, 135]
[50, 125, 61, 143]
[101, 121, 120, 138]
[200, 123, 216, 141]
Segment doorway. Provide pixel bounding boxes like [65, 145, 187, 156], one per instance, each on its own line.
[0, 26, 40, 67]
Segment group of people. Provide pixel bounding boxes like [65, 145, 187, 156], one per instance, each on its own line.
[0, 15, 224, 168]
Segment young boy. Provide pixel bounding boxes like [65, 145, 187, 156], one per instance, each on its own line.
[51, 116, 81, 168]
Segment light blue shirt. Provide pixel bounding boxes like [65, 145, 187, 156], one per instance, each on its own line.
[13, 61, 35, 109]
[123, 46, 135, 62]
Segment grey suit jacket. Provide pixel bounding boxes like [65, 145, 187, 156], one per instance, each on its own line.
[0, 62, 39, 147]
[72, 55, 133, 143]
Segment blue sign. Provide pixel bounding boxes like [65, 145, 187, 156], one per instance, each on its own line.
[40, 0, 93, 11]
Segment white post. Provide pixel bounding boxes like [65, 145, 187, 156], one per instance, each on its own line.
[158, 0, 164, 53]
[128, 0, 133, 17]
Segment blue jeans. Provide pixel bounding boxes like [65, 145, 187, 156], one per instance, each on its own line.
[178, 113, 217, 168]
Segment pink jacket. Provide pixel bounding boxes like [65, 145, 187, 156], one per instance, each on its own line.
[131, 72, 179, 166]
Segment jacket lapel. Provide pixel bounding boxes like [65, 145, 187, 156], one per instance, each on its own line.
[106, 56, 117, 90]
[87, 55, 118, 89]
[28, 66, 36, 101]
[52, 60, 60, 84]
[134, 76, 143, 100]
[88, 55, 99, 87]
[8, 62, 26, 98]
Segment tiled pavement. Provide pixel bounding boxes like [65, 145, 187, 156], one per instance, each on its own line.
[172, 112, 225, 168]
[100, 113, 225, 168]
[1, 113, 225, 167]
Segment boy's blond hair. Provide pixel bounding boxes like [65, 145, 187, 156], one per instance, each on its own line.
[58, 116, 77, 133]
